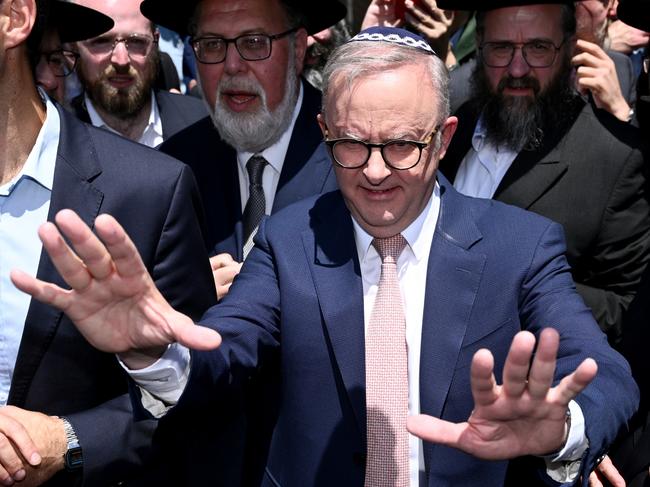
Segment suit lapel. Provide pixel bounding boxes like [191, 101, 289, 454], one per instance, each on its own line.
[420, 178, 486, 471]
[493, 143, 566, 209]
[272, 81, 333, 212]
[303, 192, 367, 438]
[9, 107, 104, 406]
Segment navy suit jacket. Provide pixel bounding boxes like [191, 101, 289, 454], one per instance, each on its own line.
[169, 176, 638, 486]
[159, 80, 338, 260]
[72, 89, 208, 142]
[8, 105, 216, 486]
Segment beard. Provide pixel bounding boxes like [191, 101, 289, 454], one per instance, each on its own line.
[204, 49, 299, 154]
[470, 52, 578, 151]
[78, 50, 159, 120]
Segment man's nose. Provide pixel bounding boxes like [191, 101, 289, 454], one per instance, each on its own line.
[508, 47, 531, 78]
[35, 57, 59, 92]
[111, 40, 130, 67]
[363, 148, 392, 183]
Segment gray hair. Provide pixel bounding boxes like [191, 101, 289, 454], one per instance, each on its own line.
[321, 41, 450, 149]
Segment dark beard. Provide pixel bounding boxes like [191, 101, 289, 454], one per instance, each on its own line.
[470, 54, 578, 151]
[79, 50, 159, 120]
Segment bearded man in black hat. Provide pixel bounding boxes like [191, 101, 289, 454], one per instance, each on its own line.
[0, 0, 215, 485]
[438, 0, 649, 345]
[139, 0, 346, 299]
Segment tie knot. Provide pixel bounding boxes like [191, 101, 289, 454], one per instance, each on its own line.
[246, 155, 268, 186]
[372, 234, 407, 263]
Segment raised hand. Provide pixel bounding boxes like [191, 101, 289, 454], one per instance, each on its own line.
[10, 210, 221, 369]
[573, 39, 631, 122]
[407, 328, 598, 459]
[361, 0, 404, 31]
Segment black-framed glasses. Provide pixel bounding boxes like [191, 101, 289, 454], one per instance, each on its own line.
[81, 34, 158, 59]
[324, 126, 440, 170]
[479, 39, 566, 68]
[38, 49, 80, 77]
[190, 28, 297, 64]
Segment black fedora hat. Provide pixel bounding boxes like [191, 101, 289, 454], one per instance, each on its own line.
[47, 0, 114, 42]
[437, 0, 574, 10]
[140, 0, 347, 37]
[617, 0, 650, 32]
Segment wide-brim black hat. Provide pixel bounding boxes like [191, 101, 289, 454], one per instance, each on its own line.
[50, 0, 114, 42]
[617, 0, 650, 32]
[140, 0, 347, 37]
[437, 0, 574, 11]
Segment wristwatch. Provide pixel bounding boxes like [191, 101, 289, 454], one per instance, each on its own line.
[61, 417, 83, 471]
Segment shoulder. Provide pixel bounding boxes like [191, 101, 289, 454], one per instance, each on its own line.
[572, 101, 643, 151]
[155, 90, 206, 114]
[159, 115, 226, 162]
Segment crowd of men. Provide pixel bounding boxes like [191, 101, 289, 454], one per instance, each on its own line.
[0, 0, 648, 485]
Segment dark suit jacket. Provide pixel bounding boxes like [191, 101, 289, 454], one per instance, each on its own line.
[440, 97, 650, 342]
[159, 80, 338, 260]
[8, 105, 216, 486]
[71, 89, 207, 142]
[167, 177, 638, 486]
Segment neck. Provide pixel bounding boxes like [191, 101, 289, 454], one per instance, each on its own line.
[91, 96, 152, 142]
[0, 55, 46, 185]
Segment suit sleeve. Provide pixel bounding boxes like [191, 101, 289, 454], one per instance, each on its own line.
[518, 221, 640, 486]
[574, 146, 650, 344]
[67, 165, 217, 486]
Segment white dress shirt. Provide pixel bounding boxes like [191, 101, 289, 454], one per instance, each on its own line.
[453, 116, 519, 199]
[84, 90, 163, 148]
[235, 83, 304, 214]
[0, 93, 59, 404]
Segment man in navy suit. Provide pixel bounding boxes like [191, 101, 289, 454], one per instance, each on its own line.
[0, 0, 215, 485]
[12, 27, 638, 486]
[139, 0, 346, 298]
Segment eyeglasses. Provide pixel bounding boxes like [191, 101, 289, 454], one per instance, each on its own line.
[479, 40, 565, 68]
[81, 34, 158, 59]
[324, 126, 440, 170]
[38, 49, 79, 77]
[190, 28, 297, 64]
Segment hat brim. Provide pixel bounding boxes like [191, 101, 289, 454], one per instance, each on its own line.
[140, 0, 346, 37]
[617, 0, 650, 32]
[53, 1, 114, 43]
[437, 0, 573, 11]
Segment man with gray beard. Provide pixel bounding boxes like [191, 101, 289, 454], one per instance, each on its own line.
[71, 0, 207, 147]
[438, 0, 650, 345]
[144, 0, 347, 303]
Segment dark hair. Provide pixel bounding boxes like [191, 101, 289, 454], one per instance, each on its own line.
[476, 4, 576, 40]
[188, 0, 307, 36]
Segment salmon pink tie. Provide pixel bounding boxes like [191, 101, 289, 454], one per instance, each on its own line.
[365, 233, 409, 487]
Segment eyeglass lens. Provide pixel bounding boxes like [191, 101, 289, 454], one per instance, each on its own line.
[482, 41, 559, 67]
[331, 140, 424, 169]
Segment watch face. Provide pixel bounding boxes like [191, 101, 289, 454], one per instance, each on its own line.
[65, 447, 83, 470]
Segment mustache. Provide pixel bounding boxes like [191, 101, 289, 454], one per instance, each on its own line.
[102, 64, 138, 79]
[497, 76, 541, 94]
[217, 76, 264, 96]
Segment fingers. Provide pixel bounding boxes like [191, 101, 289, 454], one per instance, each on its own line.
[9, 270, 72, 312]
[588, 471, 604, 487]
[470, 349, 498, 407]
[594, 455, 626, 487]
[574, 39, 609, 60]
[502, 331, 536, 397]
[214, 264, 242, 300]
[526, 328, 558, 399]
[210, 253, 238, 270]
[93, 214, 150, 280]
[553, 358, 598, 406]
[0, 415, 42, 486]
[53, 210, 115, 282]
[406, 414, 466, 446]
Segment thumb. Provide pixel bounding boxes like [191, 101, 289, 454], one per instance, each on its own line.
[174, 321, 222, 351]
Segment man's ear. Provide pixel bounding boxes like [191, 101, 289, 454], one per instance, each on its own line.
[317, 113, 327, 137]
[293, 27, 308, 76]
[3, 0, 36, 50]
[437, 116, 458, 160]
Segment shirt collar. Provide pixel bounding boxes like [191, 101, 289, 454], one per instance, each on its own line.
[84, 90, 161, 141]
[353, 181, 441, 264]
[237, 81, 304, 175]
[0, 91, 59, 195]
[471, 114, 488, 153]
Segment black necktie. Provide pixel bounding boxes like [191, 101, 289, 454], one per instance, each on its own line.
[242, 155, 268, 257]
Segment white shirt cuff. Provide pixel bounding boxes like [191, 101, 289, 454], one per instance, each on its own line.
[543, 400, 589, 483]
[118, 343, 191, 418]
